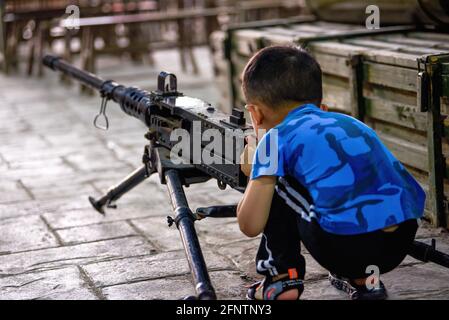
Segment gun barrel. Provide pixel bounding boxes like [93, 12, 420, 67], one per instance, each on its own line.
[43, 55, 151, 124]
[43, 55, 105, 90]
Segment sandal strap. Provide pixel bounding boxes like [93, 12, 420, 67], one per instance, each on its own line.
[263, 277, 304, 300]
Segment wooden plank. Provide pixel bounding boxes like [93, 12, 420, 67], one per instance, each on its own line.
[364, 62, 418, 92]
[377, 131, 429, 173]
[300, 21, 357, 32]
[362, 49, 419, 69]
[364, 97, 427, 132]
[233, 29, 264, 57]
[404, 166, 449, 224]
[261, 33, 298, 46]
[404, 166, 434, 222]
[312, 52, 351, 78]
[363, 83, 417, 106]
[345, 38, 447, 56]
[371, 116, 449, 158]
[225, 15, 316, 32]
[307, 41, 368, 57]
[322, 74, 351, 113]
[372, 120, 427, 147]
[376, 34, 449, 51]
[262, 26, 315, 38]
[408, 32, 449, 42]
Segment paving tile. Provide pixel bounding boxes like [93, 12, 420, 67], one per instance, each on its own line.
[102, 270, 249, 300]
[83, 250, 234, 288]
[302, 260, 449, 300]
[383, 263, 449, 299]
[130, 216, 185, 251]
[0, 236, 153, 276]
[42, 197, 170, 230]
[0, 266, 97, 300]
[102, 275, 194, 300]
[0, 215, 58, 254]
[0, 201, 43, 220]
[56, 221, 137, 245]
[0, 179, 33, 203]
[196, 220, 248, 245]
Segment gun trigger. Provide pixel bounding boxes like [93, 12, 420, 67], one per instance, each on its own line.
[94, 97, 110, 130]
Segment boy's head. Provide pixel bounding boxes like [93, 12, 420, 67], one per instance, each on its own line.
[242, 46, 323, 130]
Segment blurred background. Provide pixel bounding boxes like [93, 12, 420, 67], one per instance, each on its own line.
[0, 0, 306, 76]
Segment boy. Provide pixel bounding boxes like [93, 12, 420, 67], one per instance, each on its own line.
[237, 46, 425, 300]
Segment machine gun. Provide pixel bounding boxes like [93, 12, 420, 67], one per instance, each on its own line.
[43, 55, 449, 300]
[43, 54, 251, 300]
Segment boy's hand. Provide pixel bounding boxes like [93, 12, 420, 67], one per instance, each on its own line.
[240, 135, 257, 177]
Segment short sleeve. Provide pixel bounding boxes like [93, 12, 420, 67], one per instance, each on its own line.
[250, 129, 285, 180]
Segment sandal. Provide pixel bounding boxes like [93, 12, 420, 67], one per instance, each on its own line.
[328, 273, 388, 300]
[246, 275, 304, 300]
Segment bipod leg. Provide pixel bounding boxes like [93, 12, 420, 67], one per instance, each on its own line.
[89, 165, 152, 214]
[165, 169, 216, 300]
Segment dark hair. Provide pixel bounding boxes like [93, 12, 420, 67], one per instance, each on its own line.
[242, 46, 322, 109]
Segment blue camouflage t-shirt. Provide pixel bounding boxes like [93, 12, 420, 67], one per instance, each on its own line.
[250, 104, 425, 235]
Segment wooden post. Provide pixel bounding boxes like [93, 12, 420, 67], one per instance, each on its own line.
[348, 54, 365, 121]
[176, 0, 198, 74]
[0, 0, 6, 73]
[177, 0, 188, 72]
[61, 28, 74, 85]
[80, 26, 95, 95]
[36, 19, 47, 77]
[6, 19, 20, 73]
[204, 0, 219, 46]
[26, 20, 37, 76]
[425, 56, 447, 228]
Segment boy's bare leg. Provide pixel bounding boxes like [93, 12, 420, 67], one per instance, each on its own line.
[252, 191, 306, 300]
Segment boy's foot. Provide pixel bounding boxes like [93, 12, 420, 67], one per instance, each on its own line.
[246, 274, 304, 300]
[328, 273, 388, 300]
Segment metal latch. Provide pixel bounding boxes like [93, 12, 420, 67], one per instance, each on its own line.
[417, 71, 430, 112]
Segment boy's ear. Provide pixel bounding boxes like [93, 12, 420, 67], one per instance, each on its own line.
[251, 105, 264, 126]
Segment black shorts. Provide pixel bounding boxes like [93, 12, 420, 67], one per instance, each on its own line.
[255, 183, 418, 280]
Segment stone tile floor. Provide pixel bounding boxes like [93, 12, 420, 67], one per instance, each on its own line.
[0, 47, 448, 300]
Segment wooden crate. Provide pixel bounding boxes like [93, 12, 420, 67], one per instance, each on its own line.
[218, 21, 449, 227]
[223, 21, 413, 109]
[306, 31, 449, 228]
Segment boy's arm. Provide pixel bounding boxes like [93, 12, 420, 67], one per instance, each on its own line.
[237, 176, 276, 237]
